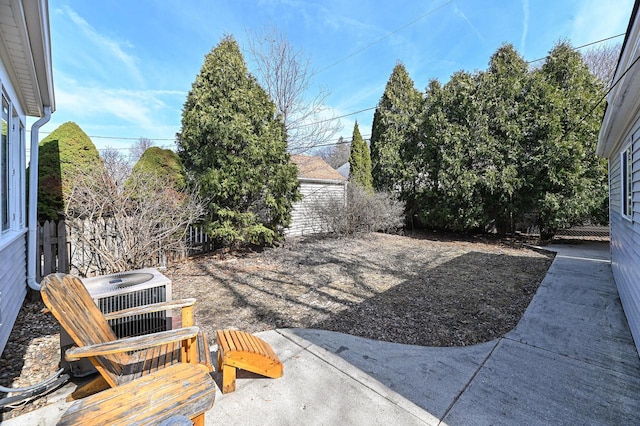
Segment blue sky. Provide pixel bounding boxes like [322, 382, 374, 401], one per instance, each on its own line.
[33, 0, 634, 154]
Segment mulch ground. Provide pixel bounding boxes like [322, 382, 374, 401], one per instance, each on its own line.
[166, 231, 554, 346]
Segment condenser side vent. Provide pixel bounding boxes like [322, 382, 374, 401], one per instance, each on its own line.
[97, 284, 168, 337]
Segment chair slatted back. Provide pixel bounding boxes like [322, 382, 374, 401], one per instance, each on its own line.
[41, 273, 128, 386]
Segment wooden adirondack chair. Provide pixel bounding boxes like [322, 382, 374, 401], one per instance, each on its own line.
[40, 273, 213, 400]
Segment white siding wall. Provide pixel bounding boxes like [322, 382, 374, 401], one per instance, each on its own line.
[610, 134, 640, 352]
[287, 180, 346, 236]
[0, 234, 27, 354]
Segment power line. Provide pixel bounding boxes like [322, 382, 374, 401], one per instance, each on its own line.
[25, 130, 176, 142]
[527, 33, 625, 64]
[298, 106, 377, 127]
[26, 32, 625, 149]
[312, 0, 454, 76]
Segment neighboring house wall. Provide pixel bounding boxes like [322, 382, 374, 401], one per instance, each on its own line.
[288, 155, 347, 237]
[597, 0, 640, 355]
[288, 178, 347, 236]
[0, 0, 55, 355]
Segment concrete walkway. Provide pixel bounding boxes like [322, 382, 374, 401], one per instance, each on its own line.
[6, 242, 640, 425]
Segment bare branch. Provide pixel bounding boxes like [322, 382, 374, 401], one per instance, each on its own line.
[246, 26, 342, 153]
[582, 43, 621, 89]
[101, 146, 132, 189]
[129, 137, 156, 163]
[64, 167, 205, 274]
[318, 137, 351, 168]
[310, 185, 405, 236]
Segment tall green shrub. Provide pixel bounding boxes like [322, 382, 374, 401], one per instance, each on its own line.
[370, 62, 422, 194]
[130, 147, 186, 190]
[37, 121, 103, 220]
[348, 122, 373, 191]
[412, 42, 607, 237]
[176, 36, 300, 247]
[527, 42, 608, 237]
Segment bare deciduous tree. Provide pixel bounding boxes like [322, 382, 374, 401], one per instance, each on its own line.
[64, 167, 205, 275]
[101, 146, 132, 188]
[129, 137, 155, 163]
[318, 137, 351, 169]
[246, 26, 342, 154]
[582, 43, 621, 89]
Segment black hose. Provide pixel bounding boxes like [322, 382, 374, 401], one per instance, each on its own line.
[0, 373, 70, 409]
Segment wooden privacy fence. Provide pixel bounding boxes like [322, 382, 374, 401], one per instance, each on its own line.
[39, 219, 610, 279]
[38, 220, 69, 280]
[37, 220, 216, 280]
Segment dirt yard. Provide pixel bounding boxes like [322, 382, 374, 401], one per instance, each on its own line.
[166, 231, 554, 347]
[0, 231, 553, 420]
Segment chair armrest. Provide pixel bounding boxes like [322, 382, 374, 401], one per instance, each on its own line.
[65, 326, 200, 361]
[103, 298, 196, 321]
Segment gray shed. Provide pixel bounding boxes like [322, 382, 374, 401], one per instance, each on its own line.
[287, 155, 347, 236]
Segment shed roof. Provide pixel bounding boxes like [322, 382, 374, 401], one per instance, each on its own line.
[291, 154, 345, 181]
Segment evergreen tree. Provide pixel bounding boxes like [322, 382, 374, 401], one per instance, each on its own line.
[370, 62, 421, 194]
[415, 71, 487, 231]
[36, 121, 103, 220]
[528, 41, 608, 238]
[348, 122, 373, 190]
[476, 44, 530, 234]
[413, 42, 607, 236]
[176, 36, 300, 247]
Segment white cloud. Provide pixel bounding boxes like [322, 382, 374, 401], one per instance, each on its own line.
[49, 72, 185, 147]
[57, 87, 177, 127]
[520, 0, 530, 55]
[59, 6, 143, 86]
[453, 2, 487, 45]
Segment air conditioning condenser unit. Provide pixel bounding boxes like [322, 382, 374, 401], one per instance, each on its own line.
[59, 268, 173, 377]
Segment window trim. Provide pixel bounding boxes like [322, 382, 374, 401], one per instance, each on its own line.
[621, 143, 633, 221]
[0, 82, 28, 246]
[1, 92, 9, 233]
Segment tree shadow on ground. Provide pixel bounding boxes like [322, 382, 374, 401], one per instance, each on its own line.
[310, 251, 547, 346]
[179, 240, 552, 348]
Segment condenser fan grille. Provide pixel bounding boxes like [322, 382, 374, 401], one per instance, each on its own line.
[87, 272, 155, 293]
[107, 272, 154, 288]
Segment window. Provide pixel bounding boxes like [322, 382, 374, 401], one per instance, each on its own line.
[1, 95, 9, 231]
[0, 86, 28, 242]
[622, 144, 633, 220]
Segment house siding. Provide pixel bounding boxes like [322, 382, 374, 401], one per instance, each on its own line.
[0, 58, 29, 357]
[0, 233, 27, 353]
[609, 134, 640, 352]
[287, 180, 347, 236]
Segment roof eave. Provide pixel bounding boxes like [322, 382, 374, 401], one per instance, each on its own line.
[0, 0, 55, 117]
[598, 0, 640, 158]
[23, 0, 55, 114]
